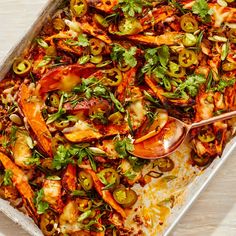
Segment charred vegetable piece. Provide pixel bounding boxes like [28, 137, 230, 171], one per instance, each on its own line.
[13, 59, 31, 76]
[113, 186, 138, 208]
[70, 0, 88, 17]
[19, 84, 53, 157]
[78, 170, 94, 191]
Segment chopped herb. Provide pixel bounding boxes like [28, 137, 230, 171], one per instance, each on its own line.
[52, 145, 74, 170]
[123, 170, 137, 180]
[34, 189, 49, 214]
[206, 70, 213, 91]
[71, 190, 87, 197]
[90, 112, 108, 124]
[3, 170, 13, 186]
[35, 38, 49, 49]
[192, 0, 213, 22]
[128, 156, 149, 172]
[114, 137, 134, 158]
[221, 42, 229, 61]
[111, 44, 137, 68]
[168, 0, 186, 14]
[115, 0, 151, 17]
[78, 34, 89, 47]
[37, 56, 52, 68]
[212, 79, 235, 92]
[143, 91, 161, 106]
[47, 94, 66, 124]
[109, 92, 125, 113]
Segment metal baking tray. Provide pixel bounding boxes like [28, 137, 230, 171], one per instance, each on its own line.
[0, 1, 236, 235]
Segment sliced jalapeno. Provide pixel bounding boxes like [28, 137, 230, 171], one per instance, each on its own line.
[70, 0, 88, 17]
[118, 17, 142, 35]
[78, 170, 93, 191]
[52, 18, 65, 31]
[180, 14, 198, 33]
[198, 129, 215, 143]
[191, 151, 211, 167]
[178, 49, 197, 67]
[222, 62, 236, 71]
[46, 46, 57, 57]
[103, 68, 122, 86]
[13, 59, 31, 76]
[153, 157, 175, 172]
[113, 186, 138, 208]
[54, 120, 70, 130]
[49, 94, 60, 108]
[167, 62, 186, 78]
[90, 55, 103, 64]
[89, 38, 105, 56]
[108, 112, 123, 124]
[93, 14, 109, 28]
[40, 210, 58, 236]
[77, 198, 92, 212]
[97, 168, 120, 189]
[117, 62, 131, 72]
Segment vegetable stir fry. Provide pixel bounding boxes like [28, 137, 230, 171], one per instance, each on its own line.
[0, 0, 235, 235]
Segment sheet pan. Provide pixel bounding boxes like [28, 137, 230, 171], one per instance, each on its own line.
[0, 1, 235, 235]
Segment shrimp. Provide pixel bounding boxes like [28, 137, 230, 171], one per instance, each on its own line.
[12, 130, 33, 169]
[0, 152, 38, 223]
[18, 84, 53, 157]
[42, 178, 64, 213]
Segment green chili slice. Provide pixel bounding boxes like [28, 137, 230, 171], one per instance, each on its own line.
[178, 49, 197, 67]
[70, 0, 88, 17]
[104, 68, 123, 87]
[113, 186, 138, 208]
[97, 168, 120, 190]
[180, 14, 198, 33]
[118, 17, 142, 35]
[13, 59, 31, 76]
[78, 170, 93, 191]
[89, 38, 105, 56]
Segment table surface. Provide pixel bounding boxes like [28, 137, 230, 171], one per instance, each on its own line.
[0, 1, 236, 236]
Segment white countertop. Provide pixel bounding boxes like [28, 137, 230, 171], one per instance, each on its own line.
[0, 1, 236, 235]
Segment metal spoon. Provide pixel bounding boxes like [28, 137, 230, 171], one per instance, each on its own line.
[132, 110, 236, 159]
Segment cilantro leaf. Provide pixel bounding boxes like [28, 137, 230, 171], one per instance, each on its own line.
[111, 44, 137, 68]
[177, 74, 206, 97]
[192, 0, 213, 22]
[116, 0, 150, 17]
[77, 34, 89, 47]
[142, 46, 169, 76]
[34, 189, 49, 214]
[3, 170, 13, 186]
[53, 145, 74, 170]
[114, 137, 134, 158]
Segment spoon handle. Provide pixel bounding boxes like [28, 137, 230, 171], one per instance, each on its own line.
[191, 110, 236, 129]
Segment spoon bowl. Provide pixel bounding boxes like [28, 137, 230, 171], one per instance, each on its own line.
[132, 110, 236, 159]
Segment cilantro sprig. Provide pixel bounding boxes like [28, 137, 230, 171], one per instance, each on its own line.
[115, 0, 151, 17]
[111, 44, 137, 68]
[192, 0, 213, 22]
[34, 189, 49, 214]
[3, 170, 13, 186]
[114, 137, 134, 158]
